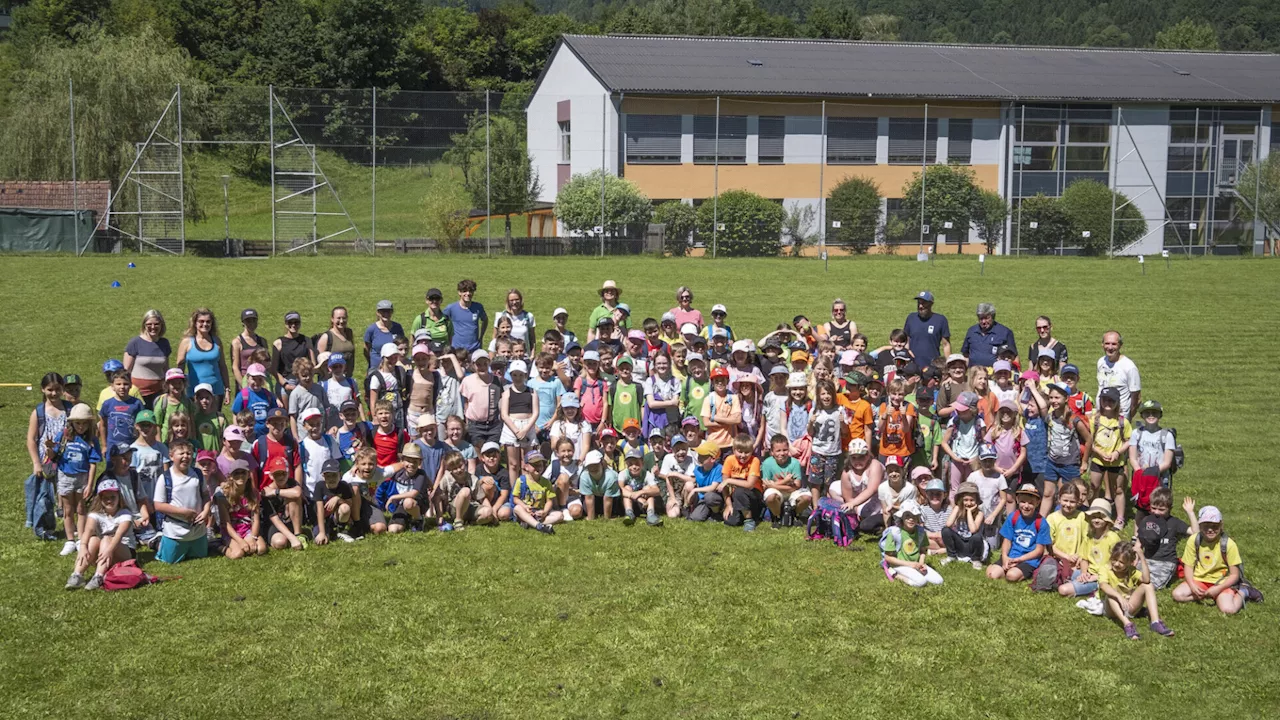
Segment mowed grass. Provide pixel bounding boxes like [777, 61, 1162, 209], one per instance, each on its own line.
[0, 255, 1278, 719]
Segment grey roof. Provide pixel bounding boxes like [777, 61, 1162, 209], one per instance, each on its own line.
[559, 35, 1280, 103]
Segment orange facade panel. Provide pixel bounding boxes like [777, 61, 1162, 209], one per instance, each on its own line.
[625, 163, 1000, 200]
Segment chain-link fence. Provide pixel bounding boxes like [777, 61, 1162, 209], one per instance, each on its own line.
[4, 83, 1271, 256]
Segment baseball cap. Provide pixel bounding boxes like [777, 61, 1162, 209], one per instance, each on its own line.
[108, 441, 135, 459]
[565, 341, 581, 353]
[426, 287, 443, 300]
[710, 366, 729, 380]
[709, 327, 728, 339]
[1198, 506, 1223, 524]
[241, 308, 258, 321]
[379, 342, 402, 360]
[1084, 498, 1113, 519]
[894, 501, 922, 519]
[552, 307, 568, 318]
[597, 427, 618, 439]
[671, 434, 689, 447]
[921, 367, 941, 382]
[998, 398, 1019, 414]
[1099, 386, 1121, 402]
[102, 359, 125, 373]
[561, 394, 580, 409]
[321, 459, 341, 475]
[614, 355, 633, 367]
[628, 329, 646, 341]
[622, 418, 641, 431]
[63, 373, 82, 386]
[992, 360, 1012, 374]
[193, 383, 214, 396]
[910, 466, 933, 481]
[679, 323, 700, 335]
[265, 407, 287, 421]
[625, 447, 645, 461]
[584, 450, 604, 466]
[791, 350, 811, 363]
[892, 349, 911, 362]
[164, 368, 186, 382]
[648, 426, 665, 439]
[412, 343, 432, 358]
[471, 349, 489, 361]
[786, 371, 808, 389]
[883, 455, 904, 467]
[226, 460, 251, 475]
[223, 425, 245, 442]
[694, 440, 720, 458]
[711, 303, 727, 315]
[681, 416, 700, 427]
[686, 353, 706, 365]
[732, 339, 753, 354]
[328, 354, 347, 367]
[376, 299, 394, 311]
[582, 350, 600, 362]
[914, 290, 935, 303]
[997, 345, 1017, 357]
[196, 450, 217, 463]
[616, 303, 631, 316]
[508, 359, 529, 376]
[1138, 399, 1163, 415]
[1014, 482, 1042, 498]
[1060, 363, 1080, 377]
[596, 315, 615, 327]
[135, 410, 157, 426]
[957, 391, 979, 408]
[266, 456, 290, 474]
[660, 312, 676, 323]
[1036, 347, 1057, 360]
[95, 478, 121, 494]
[769, 364, 789, 376]
[839, 350, 857, 365]
[845, 371, 868, 386]
[1046, 382, 1071, 397]
[524, 450, 546, 464]
[847, 438, 870, 455]
[946, 353, 968, 366]
[339, 399, 359, 413]
[246, 363, 267, 377]
[900, 361, 921, 377]
[284, 311, 301, 323]
[481, 441, 502, 454]
[978, 443, 998, 460]
[924, 478, 946, 493]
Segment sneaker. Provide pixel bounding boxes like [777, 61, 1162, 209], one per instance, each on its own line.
[647, 512, 661, 526]
[438, 521, 454, 532]
[771, 520, 783, 530]
[623, 511, 636, 527]
[34, 528, 57, 542]
[781, 504, 795, 527]
[60, 540, 77, 556]
[336, 532, 355, 543]
[516, 519, 531, 530]
[146, 534, 162, 551]
[535, 522, 555, 535]
[65, 572, 84, 591]
[1149, 621, 1174, 637]
[940, 556, 954, 566]
[743, 519, 757, 533]
[971, 560, 984, 570]
[1123, 623, 1140, 640]
[84, 574, 104, 591]
[1075, 597, 1105, 616]
[958, 556, 971, 563]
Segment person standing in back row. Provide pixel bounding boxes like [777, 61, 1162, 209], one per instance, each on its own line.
[273, 311, 315, 403]
[961, 303, 1016, 368]
[444, 279, 488, 352]
[410, 288, 451, 348]
[363, 300, 405, 376]
[903, 291, 950, 368]
[1096, 331, 1140, 419]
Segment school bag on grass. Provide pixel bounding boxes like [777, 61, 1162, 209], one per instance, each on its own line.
[806, 497, 855, 548]
[103, 560, 178, 591]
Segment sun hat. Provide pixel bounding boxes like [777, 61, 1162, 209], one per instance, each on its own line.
[894, 501, 922, 519]
[946, 353, 968, 367]
[400, 443, 422, 460]
[1014, 482, 1042, 499]
[599, 280, 620, 295]
[1084, 498, 1114, 519]
[955, 481, 980, 499]
[69, 403, 94, 421]
[786, 372, 808, 389]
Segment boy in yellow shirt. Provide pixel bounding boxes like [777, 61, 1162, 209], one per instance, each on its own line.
[1172, 505, 1245, 614]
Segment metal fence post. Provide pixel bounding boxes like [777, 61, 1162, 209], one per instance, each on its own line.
[819, 100, 826, 267]
[1015, 104, 1026, 255]
[485, 89, 491, 256]
[269, 85, 276, 257]
[1255, 106, 1264, 256]
[920, 103, 929, 254]
[176, 83, 185, 255]
[712, 96, 720, 259]
[600, 93, 606, 257]
[69, 78, 81, 255]
[371, 86, 377, 252]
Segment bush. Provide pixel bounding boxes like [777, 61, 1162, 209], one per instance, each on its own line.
[695, 190, 785, 257]
[653, 200, 696, 257]
[554, 169, 650, 237]
[1016, 194, 1072, 255]
[1059, 179, 1147, 255]
[899, 165, 982, 245]
[974, 189, 1009, 254]
[826, 177, 881, 253]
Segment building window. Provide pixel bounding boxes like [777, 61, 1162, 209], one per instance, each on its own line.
[826, 117, 877, 165]
[625, 114, 682, 164]
[948, 119, 972, 165]
[693, 115, 747, 164]
[758, 116, 784, 164]
[1064, 121, 1109, 171]
[1011, 104, 1111, 197]
[887, 118, 938, 165]
[558, 121, 571, 163]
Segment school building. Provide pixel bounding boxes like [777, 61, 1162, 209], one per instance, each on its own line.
[526, 34, 1280, 255]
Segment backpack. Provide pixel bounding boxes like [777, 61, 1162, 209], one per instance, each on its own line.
[1165, 427, 1185, 473]
[103, 559, 167, 591]
[160, 467, 210, 532]
[806, 496, 856, 548]
[1030, 556, 1073, 592]
[253, 436, 299, 475]
[1130, 467, 1161, 512]
[1194, 533, 1263, 604]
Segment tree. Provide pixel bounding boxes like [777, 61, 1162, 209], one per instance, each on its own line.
[973, 189, 1009, 254]
[1235, 155, 1280, 236]
[898, 165, 983, 252]
[421, 183, 473, 251]
[781, 201, 816, 257]
[825, 176, 881, 253]
[653, 200, 697, 256]
[317, 0, 424, 88]
[802, 0, 860, 39]
[1059, 179, 1146, 255]
[444, 112, 542, 240]
[695, 190, 785, 257]
[860, 14, 900, 41]
[1154, 19, 1219, 51]
[555, 169, 651, 237]
[1015, 194, 1072, 255]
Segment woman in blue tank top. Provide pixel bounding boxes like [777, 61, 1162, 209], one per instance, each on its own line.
[175, 308, 231, 408]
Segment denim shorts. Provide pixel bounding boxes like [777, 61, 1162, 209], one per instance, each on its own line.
[1043, 461, 1081, 482]
[1069, 568, 1099, 596]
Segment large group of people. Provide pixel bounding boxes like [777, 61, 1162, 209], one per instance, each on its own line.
[24, 278, 1253, 638]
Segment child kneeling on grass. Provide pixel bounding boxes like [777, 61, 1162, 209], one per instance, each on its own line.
[1134, 489, 1198, 590]
[880, 501, 943, 588]
[65, 479, 135, 590]
[260, 456, 304, 550]
[510, 450, 559, 534]
[434, 451, 489, 530]
[1172, 505, 1246, 615]
[620, 446, 663, 526]
[987, 483, 1051, 583]
[1098, 542, 1174, 640]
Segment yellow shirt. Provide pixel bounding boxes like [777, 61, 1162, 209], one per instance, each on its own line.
[1080, 530, 1121, 574]
[1181, 535, 1242, 584]
[1048, 511, 1089, 558]
[1099, 564, 1144, 595]
[1090, 414, 1132, 459]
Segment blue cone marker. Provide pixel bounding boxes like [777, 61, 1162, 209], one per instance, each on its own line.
[127, 262, 136, 268]
[111, 281, 121, 288]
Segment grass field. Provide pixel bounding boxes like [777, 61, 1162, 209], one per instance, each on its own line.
[1, 255, 1278, 719]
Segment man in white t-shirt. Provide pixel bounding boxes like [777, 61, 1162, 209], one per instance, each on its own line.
[1095, 330, 1141, 418]
[152, 439, 211, 564]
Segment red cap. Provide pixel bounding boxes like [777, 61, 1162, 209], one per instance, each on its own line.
[266, 456, 290, 474]
[710, 366, 730, 380]
[598, 427, 618, 439]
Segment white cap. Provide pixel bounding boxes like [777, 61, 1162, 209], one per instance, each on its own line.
[508, 359, 529, 375]
[711, 303, 727, 314]
[847, 438, 870, 455]
[731, 339, 752, 354]
[193, 383, 215, 396]
[686, 352, 706, 364]
[481, 441, 502, 454]
[679, 322, 700, 335]
[299, 408, 323, 423]
[786, 371, 808, 389]
[553, 307, 568, 318]
[380, 342, 402, 359]
[584, 450, 604, 466]
[471, 349, 490, 361]
[1198, 506, 1223, 524]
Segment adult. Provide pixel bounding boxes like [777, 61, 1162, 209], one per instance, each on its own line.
[315, 306, 356, 371]
[669, 286, 703, 330]
[229, 309, 269, 390]
[409, 289, 451, 349]
[460, 349, 503, 447]
[817, 298, 856, 348]
[903, 290, 951, 367]
[1026, 315, 1068, 369]
[1096, 330, 1141, 418]
[443, 279, 488, 352]
[272, 311, 316, 394]
[363, 300, 405, 374]
[496, 288, 536, 343]
[123, 309, 171, 406]
[960, 303, 1016, 368]
[588, 280, 623, 340]
[175, 308, 231, 407]
[834, 439, 886, 535]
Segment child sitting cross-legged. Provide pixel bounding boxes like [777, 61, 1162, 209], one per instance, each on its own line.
[1098, 542, 1175, 640]
[510, 450, 559, 534]
[880, 501, 943, 588]
[619, 447, 663, 527]
[1172, 505, 1246, 615]
[986, 482, 1051, 583]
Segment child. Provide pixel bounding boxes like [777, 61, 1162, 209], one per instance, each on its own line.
[1099, 543, 1175, 639]
[880, 502, 944, 588]
[549, 395, 592, 462]
[1172, 506, 1246, 614]
[371, 399, 411, 471]
[936, 354, 971, 420]
[191, 384, 226, 453]
[838, 373, 875, 454]
[510, 450, 559, 533]
[529, 352, 566, 441]
[1022, 395, 1048, 490]
[95, 358, 141, 409]
[577, 449, 622, 520]
[232, 363, 279, 440]
[260, 456, 304, 550]
[52, 403, 101, 556]
[473, 442, 513, 523]
[573, 350, 608, 429]
[1129, 400, 1177, 516]
[441, 415, 477, 474]
[1135, 489, 1198, 589]
[214, 460, 266, 559]
[942, 481, 987, 568]
[167, 411, 195, 447]
[99, 369, 145, 449]
[542, 438, 581, 520]
[597, 427, 623, 472]
[500, 359, 540, 473]
[434, 452, 483, 530]
[1047, 482, 1088, 585]
[61, 373, 83, 405]
[619, 447, 663, 526]
[985, 398, 1028, 504]
[657, 434, 697, 518]
[152, 439, 212, 564]
[762, 366, 790, 440]
[919, 476, 949, 555]
[911, 387, 942, 475]
[321, 354, 362, 430]
[299, 406, 341, 519]
[552, 308, 578, 349]
[342, 447, 388, 535]
[986, 483, 1051, 582]
[312, 459, 361, 543]
[234, 410, 257, 444]
[251, 407, 301, 492]
[876, 379, 917, 463]
[686, 440, 726, 521]
[680, 354, 711, 426]
[941, 392, 985, 500]
[877, 456, 916, 529]
[129, 410, 166, 547]
[1089, 387, 1132, 531]
[372, 443, 425, 533]
[807, 380, 846, 509]
[336, 400, 373, 470]
[433, 348, 466, 436]
[703, 303, 735, 342]
[1026, 382, 1092, 521]
[368, 342, 407, 430]
[64, 479, 135, 590]
[1060, 364, 1094, 420]
[152, 368, 192, 442]
[1060, 498, 1120, 600]
[990, 360, 1018, 407]
[761, 433, 806, 528]
[606, 355, 643, 434]
[721, 433, 763, 531]
[966, 444, 1008, 545]
[287, 357, 326, 441]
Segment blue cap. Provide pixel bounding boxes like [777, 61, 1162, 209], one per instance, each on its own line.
[915, 290, 935, 303]
[560, 394, 580, 408]
[670, 433, 689, 446]
[616, 303, 631, 315]
[1060, 363, 1079, 377]
[102, 359, 124, 373]
[978, 443, 998, 460]
[565, 342, 581, 353]
[327, 354, 347, 367]
[108, 441, 135, 459]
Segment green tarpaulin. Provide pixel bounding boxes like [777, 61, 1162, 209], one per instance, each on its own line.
[0, 208, 97, 253]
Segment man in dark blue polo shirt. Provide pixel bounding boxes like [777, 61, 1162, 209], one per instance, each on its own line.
[903, 291, 950, 367]
[961, 302, 1017, 367]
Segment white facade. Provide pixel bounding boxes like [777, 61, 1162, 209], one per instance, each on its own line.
[526, 44, 616, 204]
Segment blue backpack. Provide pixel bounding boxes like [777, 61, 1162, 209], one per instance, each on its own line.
[806, 496, 856, 548]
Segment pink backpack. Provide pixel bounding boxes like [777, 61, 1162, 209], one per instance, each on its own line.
[103, 560, 169, 591]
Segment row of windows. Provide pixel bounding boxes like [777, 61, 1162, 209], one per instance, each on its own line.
[624, 115, 973, 166]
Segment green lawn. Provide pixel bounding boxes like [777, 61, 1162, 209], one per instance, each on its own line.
[1, 255, 1277, 719]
